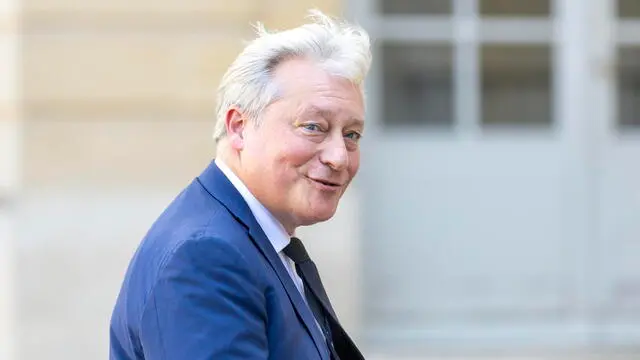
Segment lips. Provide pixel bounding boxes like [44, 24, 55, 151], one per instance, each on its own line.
[307, 176, 342, 187]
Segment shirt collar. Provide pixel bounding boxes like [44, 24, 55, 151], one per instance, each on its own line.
[214, 158, 291, 253]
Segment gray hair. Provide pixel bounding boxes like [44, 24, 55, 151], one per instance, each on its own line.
[212, 9, 372, 143]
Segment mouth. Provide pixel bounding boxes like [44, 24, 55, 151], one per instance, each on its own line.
[306, 176, 343, 189]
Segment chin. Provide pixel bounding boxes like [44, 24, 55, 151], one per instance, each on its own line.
[299, 206, 338, 226]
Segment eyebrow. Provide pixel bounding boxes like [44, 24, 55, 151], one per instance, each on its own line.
[307, 105, 364, 127]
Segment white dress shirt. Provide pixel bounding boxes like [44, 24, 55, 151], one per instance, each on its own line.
[214, 159, 306, 297]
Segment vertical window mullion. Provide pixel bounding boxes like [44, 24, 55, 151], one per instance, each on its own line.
[454, 0, 480, 136]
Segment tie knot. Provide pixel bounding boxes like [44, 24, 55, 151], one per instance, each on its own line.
[283, 237, 310, 264]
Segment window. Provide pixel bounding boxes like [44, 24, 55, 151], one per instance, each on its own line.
[618, 0, 640, 18]
[618, 47, 640, 127]
[382, 43, 454, 128]
[480, 0, 551, 17]
[481, 45, 553, 126]
[379, 0, 451, 15]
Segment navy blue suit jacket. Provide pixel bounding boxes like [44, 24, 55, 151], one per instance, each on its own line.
[109, 160, 333, 359]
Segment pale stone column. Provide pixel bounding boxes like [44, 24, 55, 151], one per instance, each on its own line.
[0, 0, 18, 357]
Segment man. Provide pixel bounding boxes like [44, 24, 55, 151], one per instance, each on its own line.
[110, 9, 371, 360]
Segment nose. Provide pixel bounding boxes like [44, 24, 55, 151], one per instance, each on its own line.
[319, 133, 348, 171]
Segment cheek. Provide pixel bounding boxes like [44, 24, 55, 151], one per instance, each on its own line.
[276, 139, 318, 168]
[348, 152, 360, 177]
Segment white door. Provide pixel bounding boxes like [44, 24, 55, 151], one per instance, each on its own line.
[591, 0, 640, 347]
[349, 0, 639, 351]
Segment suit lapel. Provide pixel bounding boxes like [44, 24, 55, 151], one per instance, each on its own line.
[197, 160, 329, 360]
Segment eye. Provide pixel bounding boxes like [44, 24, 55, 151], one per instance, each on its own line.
[301, 123, 322, 132]
[345, 131, 362, 141]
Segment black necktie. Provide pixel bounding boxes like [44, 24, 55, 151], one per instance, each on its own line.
[283, 237, 364, 360]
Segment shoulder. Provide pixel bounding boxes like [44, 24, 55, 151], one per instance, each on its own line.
[140, 177, 248, 264]
[120, 178, 261, 303]
[158, 235, 256, 283]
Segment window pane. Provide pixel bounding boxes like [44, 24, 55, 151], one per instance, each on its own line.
[618, 47, 640, 127]
[619, 0, 640, 18]
[481, 45, 553, 126]
[480, 0, 550, 16]
[379, 0, 451, 15]
[382, 43, 453, 127]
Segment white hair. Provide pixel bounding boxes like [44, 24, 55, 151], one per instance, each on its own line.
[212, 9, 372, 143]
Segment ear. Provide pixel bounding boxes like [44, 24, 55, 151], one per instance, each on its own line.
[224, 107, 246, 151]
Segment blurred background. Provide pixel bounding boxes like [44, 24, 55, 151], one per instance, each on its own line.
[1, 0, 640, 359]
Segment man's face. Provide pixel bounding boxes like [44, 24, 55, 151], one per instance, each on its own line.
[239, 58, 365, 233]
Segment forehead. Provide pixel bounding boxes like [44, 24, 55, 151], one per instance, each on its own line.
[272, 58, 365, 121]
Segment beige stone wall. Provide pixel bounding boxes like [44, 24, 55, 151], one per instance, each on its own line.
[1, 0, 18, 358]
[21, 0, 341, 191]
[18, 1, 360, 359]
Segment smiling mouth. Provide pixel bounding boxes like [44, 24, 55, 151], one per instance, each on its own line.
[307, 177, 342, 187]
